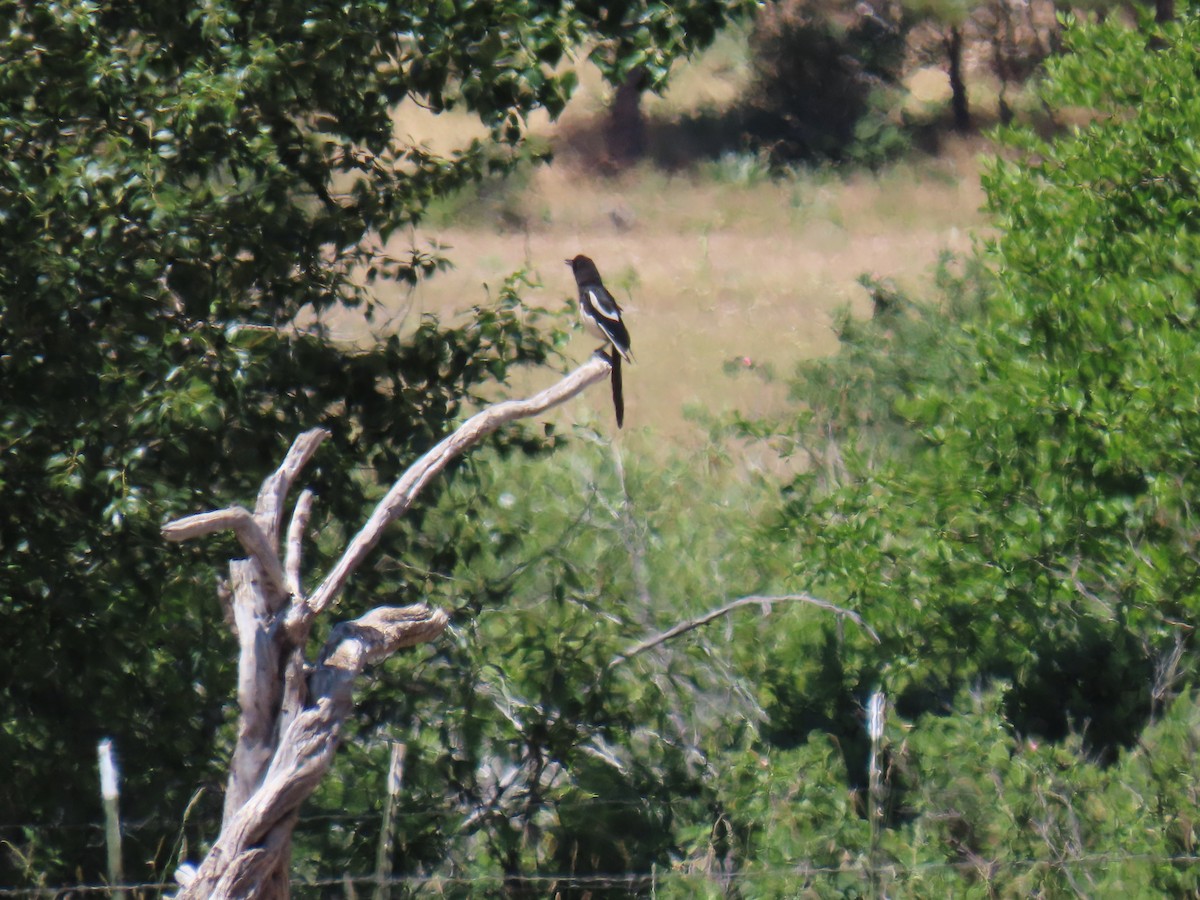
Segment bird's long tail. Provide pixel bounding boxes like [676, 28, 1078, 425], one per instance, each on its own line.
[611, 353, 624, 428]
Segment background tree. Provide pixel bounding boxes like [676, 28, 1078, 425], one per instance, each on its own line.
[571, 0, 757, 165]
[904, 0, 977, 131]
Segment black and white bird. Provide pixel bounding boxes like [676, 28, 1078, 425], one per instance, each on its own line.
[566, 254, 633, 427]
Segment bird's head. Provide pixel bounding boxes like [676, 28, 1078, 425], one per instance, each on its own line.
[566, 254, 600, 284]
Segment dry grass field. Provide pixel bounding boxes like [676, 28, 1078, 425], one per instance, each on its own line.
[323, 31, 993, 443]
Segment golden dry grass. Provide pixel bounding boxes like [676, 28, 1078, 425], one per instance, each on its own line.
[324, 37, 992, 443]
[324, 154, 987, 440]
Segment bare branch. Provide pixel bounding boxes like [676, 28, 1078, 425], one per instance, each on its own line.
[318, 605, 451, 677]
[300, 353, 613, 622]
[255, 428, 330, 544]
[285, 490, 315, 602]
[611, 593, 880, 667]
[163, 507, 289, 599]
[162, 507, 249, 542]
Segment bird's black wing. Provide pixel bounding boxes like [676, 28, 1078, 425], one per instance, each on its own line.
[586, 284, 622, 320]
[585, 286, 632, 361]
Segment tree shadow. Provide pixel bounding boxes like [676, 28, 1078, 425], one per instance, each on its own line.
[552, 82, 1066, 175]
[1003, 621, 1156, 765]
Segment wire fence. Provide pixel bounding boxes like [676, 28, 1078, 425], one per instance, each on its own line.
[12, 708, 1200, 897]
[5, 853, 1200, 898]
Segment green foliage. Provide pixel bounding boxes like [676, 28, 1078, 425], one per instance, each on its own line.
[576, 0, 759, 94]
[771, 4, 1200, 749]
[12, 0, 1200, 891]
[713, 737, 871, 895]
[879, 685, 1200, 896]
[297, 7, 1200, 874]
[0, 0, 742, 886]
[693, 6, 1200, 894]
[783, 256, 990, 484]
[422, 154, 543, 232]
[290, 436, 777, 891]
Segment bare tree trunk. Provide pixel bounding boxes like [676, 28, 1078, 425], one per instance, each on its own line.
[166, 354, 616, 899]
[605, 66, 648, 166]
[946, 26, 971, 134]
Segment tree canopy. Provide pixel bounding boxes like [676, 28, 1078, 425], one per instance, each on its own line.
[0, 0, 745, 885]
[742, 9, 1200, 891]
[780, 6, 1200, 737]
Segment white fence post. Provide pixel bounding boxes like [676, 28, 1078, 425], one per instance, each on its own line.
[98, 739, 126, 900]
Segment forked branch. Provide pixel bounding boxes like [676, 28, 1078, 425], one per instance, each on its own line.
[162, 507, 289, 599]
[255, 428, 329, 543]
[162, 351, 615, 899]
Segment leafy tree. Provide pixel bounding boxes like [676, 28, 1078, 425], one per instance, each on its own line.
[0, 0, 740, 886]
[635, 6, 1200, 892]
[886, 685, 1200, 896]
[296, 438, 774, 892]
[764, 0, 1200, 808]
[572, 0, 757, 164]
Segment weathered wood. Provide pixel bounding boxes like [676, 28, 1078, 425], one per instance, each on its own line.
[162, 507, 289, 600]
[284, 489, 314, 602]
[177, 606, 448, 900]
[255, 429, 330, 547]
[222, 559, 288, 826]
[162, 355, 613, 898]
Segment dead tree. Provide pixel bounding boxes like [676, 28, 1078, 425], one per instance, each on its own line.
[164, 354, 615, 899]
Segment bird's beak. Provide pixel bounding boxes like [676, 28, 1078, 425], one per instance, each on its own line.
[563, 259, 572, 266]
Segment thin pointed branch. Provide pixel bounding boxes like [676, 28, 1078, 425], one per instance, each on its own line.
[299, 353, 613, 623]
[163, 507, 289, 599]
[285, 490, 315, 602]
[610, 593, 880, 667]
[255, 428, 330, 543]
